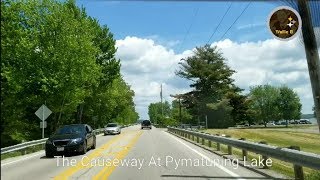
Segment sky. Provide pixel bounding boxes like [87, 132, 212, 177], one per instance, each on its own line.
[76, 0, 319, 120]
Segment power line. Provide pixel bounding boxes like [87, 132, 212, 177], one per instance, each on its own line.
[206, 2, 233, 45]
[177, 7, 199, 52]
[218, 2, 252, 41]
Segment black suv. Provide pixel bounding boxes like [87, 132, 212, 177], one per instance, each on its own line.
[141, 120, 152, 129]
[45, 124, 96, 157]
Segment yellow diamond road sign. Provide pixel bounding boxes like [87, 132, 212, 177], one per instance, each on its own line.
[35, 104, 52, 121]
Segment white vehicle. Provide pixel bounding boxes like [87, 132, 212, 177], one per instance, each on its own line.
[104, 123, 121, 135]
[267, 122, 275, 126]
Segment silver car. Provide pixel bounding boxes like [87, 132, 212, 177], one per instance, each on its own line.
[104, 123, 121, 135]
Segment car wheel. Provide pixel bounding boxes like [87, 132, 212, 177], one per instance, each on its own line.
[92, 138, 96, 149]
[81, 141, 87, 154]
[45, 151, 53, 158]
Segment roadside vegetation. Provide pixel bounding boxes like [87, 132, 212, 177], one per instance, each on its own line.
[147, 44, 312, 130]
[1, 0, 139, 148]
[203, 126, 320, 154]
[172, 126, 319, 179]
[147, 36, 318, 179]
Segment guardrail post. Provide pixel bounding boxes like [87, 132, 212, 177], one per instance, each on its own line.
[201, 138, 205, 145]
[289, 146, 304, 180]
[197, 136, 199, 143]
[239, 138, 247, 160]
[226, 135, 232, 155]
[208, 140, 212, 147]
[192, 135, 195, 141]
[259, 141, 269, 169]
[216, 134, 221, 151]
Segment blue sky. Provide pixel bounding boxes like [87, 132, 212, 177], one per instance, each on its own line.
[77, 1, 281, 53]
[76, 0, 318, 119]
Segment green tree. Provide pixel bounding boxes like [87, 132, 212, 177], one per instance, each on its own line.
[1, 0, 138, 147]
[277, 86, 302, 127]
[249, 85, 280, 127]
[1, 0, 101, 145]
[148, 101, 171, 125]
[176, 45, 237, 128]
[226, 89, 254, 125]
[171, 100, 193, 124]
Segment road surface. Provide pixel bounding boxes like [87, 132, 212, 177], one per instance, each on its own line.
[1, 125, 279, 180]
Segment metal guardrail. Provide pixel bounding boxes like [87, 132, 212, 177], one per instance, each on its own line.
[167, 127, 320, 179]
[1, 138, 48, 154]
[1, 128, 104, 155]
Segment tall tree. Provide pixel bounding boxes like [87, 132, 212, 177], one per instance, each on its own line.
[176, 45, 237, 127]
[1, 0, 138, 147]
[226, 89, 254, 125]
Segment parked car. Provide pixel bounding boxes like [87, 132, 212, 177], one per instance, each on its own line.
[290, 120, 300, 124]
[275, 120, 286, 125]
[45, 124, 96, 157]
[104, 123, 121, 135]
[280, 121, 287, 125]
[141, 120, 152, 129]
[299, 119, 312, 124]
[267, 122, 275, 126]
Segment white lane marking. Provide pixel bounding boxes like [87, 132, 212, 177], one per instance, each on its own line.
[1, 151, 44, 167]
[166, 133, 245, 180]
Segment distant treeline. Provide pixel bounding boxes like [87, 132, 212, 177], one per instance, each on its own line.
[1, 0, 139, 147]
[301, 114, 315, 119]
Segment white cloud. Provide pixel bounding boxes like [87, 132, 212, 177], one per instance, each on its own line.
[116, 36, 192, 119]
[116, 36, 315, 119]
[212, 38, 314, 114]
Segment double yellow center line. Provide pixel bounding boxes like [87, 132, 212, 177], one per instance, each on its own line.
[93, 131, 143, 179]
[54, 130, 143, 179]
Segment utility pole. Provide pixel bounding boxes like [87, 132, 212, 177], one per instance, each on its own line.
[205, 115, 208, 129]
[179, 98, 182, 124]
[160, 84, 163, 117]
[297, 0, 320, 132]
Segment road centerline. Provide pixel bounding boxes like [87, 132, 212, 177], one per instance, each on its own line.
[93, 131, 143, 180]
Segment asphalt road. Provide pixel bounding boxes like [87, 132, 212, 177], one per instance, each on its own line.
[1, 125, 275, 180]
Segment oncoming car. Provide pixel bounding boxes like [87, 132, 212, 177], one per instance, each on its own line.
[104, 123, 121, 135]
[141, 120, 152, 129]
[45, 124, 96, 157]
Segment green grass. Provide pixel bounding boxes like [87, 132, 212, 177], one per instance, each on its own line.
[175, 127, 319, 179]
[1, 144, 44, 161]
[203, 126, 320, 154]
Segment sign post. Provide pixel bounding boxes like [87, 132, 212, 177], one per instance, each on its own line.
[35, 104, 52, 139]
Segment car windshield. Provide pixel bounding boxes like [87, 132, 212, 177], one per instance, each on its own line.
[106, 123, 118, 127]
[55, 125, 85, 135]
[142, 121, 151, 125]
